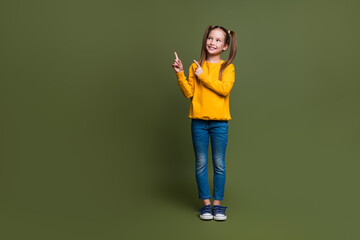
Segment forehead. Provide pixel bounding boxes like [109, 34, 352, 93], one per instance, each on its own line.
[208, 29, 226, 39]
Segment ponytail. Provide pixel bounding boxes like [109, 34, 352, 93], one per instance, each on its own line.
[219, 30, 237, 80]
[198, 25, 213, 68]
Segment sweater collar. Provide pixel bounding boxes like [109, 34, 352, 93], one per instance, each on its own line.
[205, 60, 224, 64]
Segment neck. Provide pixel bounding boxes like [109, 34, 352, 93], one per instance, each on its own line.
[206, 54, 222, 63]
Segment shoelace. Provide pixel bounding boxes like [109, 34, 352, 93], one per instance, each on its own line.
[213, 205, 227, 215]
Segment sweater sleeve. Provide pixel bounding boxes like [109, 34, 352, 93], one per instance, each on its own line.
[197, 64, 235, 97]
[176, 65, 195, 99]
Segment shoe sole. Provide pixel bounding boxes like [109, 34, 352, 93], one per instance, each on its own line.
[214, 216, 227, 221]
[200, 215, 214, 220]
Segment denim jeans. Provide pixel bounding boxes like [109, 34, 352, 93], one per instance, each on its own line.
[191, 119, 228, 201]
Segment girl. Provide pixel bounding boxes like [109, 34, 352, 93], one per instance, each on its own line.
[172, 25, 237, 221]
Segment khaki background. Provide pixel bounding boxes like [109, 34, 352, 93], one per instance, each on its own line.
[0, 0, 359, 239]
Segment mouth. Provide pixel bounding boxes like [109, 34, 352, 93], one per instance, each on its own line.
[208, 46, 217, 50]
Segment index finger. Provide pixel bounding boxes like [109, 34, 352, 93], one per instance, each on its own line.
[193, 60, 200, 67]
[174, 52, 179, 60]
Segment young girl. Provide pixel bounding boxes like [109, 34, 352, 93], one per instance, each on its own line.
[172, 25, 237, 221]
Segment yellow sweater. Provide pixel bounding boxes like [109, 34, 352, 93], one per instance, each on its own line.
[176, 60, 235, 120]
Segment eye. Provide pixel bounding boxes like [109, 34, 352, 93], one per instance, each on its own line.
[217, 39, 221, 42]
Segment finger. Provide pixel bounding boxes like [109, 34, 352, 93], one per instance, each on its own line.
[193, 60, 200, 67]
[174, 52, 179, 60]
[176, 62, 182, 68]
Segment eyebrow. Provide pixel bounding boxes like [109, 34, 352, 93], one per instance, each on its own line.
[208, 36, 222, 40]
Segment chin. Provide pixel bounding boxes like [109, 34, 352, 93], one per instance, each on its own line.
[207, 51, 220, 56]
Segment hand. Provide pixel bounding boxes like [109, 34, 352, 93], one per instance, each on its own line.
[193, 60, 204, 77]
[172, 52, 183, 73]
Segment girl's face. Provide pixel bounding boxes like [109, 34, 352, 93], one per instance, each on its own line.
[206, 29, 229, 56]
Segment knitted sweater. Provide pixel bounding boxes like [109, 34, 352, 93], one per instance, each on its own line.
[176, 60, 235, 120]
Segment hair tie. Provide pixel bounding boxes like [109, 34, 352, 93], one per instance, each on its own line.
[228, 30, 231, 34]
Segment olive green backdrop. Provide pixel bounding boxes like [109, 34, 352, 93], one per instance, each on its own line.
[0, 0, 359, 239]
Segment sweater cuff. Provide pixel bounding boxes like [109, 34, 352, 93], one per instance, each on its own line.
[176, 71, 186, 81]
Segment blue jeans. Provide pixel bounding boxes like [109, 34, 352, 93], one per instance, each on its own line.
[191, 119, 228, 201]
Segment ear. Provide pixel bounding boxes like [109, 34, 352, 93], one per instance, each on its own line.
[222, 44, 229, 52]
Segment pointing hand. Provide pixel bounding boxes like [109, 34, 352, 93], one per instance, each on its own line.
[172, 52, 183, 73]
[193, 60, 204, 77]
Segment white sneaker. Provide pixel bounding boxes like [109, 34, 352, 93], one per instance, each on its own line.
[213, 205, 227, 221]
[198, 205, 213, 220]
